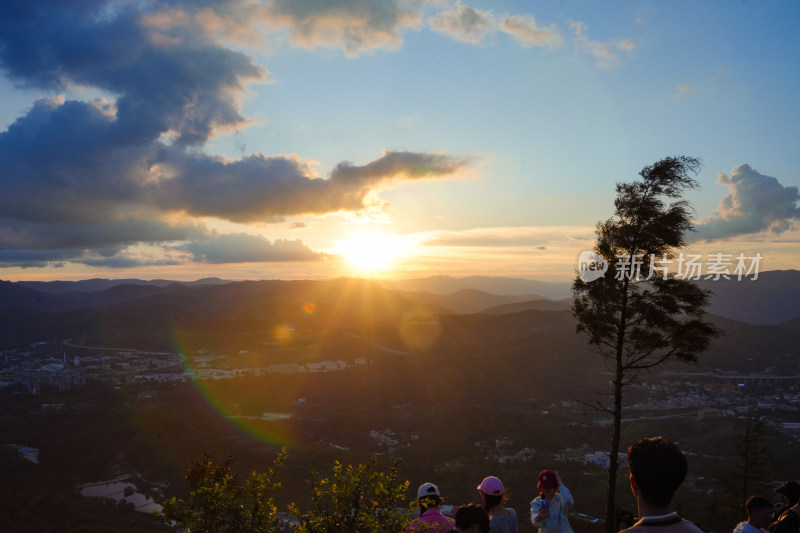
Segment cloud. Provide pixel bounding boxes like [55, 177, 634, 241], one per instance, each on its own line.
[500, 14, 562, 48]
[0, 213, 208, 267]
[417, 225, 594, 247]
[429, 3, 493, 45]
[149, 150, 467, 222]
[0, 1, 468, 269]
[0, 249, 82, 269]
[694, 164, 800, 241]
[427, 4, 561, 49]
[0, 1, 265, 147]
[0, 216, 207, 250]
[0, 93, 464, 262]
[674, 83, 695, 99]
[178, 233, 322, 263]
[569, 20, 634, 68]
[0, 244, 186, 269]
[263, 0, 423, 57]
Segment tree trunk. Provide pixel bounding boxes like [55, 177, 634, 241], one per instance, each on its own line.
[605, 356, 624, 533]
[606, 281, 629, 533]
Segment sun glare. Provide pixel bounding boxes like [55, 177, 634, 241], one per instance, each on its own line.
[335, 234, 409, 274]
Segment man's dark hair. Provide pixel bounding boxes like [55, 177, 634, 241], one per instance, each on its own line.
[746, 496, 774, 515]
[627, 436, 688, 507]
[455, 503, 490, 532]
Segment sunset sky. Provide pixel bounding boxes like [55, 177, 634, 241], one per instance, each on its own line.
[1, 0, 798, 283]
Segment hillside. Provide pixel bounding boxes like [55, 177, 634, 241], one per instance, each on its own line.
[2, 275, 800, 374]
[398, 288, 553, 315]
[478, 298, 572, 314]
[1, 276, 799, 533]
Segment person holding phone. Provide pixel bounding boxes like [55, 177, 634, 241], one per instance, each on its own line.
[530, 470, 574, 533]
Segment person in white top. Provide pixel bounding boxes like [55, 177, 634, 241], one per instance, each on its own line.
[733, 496, 775, 533]
[530, 470, 573, 533]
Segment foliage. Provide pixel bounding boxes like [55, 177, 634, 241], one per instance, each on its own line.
[288, 457, 411, 533]
[161, 451, 411, 533]
[572, 156, 722, 533]
[721, 414, 770, 517]
[160, 449, 285, 533]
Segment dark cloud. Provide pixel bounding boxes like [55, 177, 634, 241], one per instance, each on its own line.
[0, 249, 80, 269]
[0, 97, 152, 224]
[0, 0, 468, 269]
[0, 216, 207, 251]
[178, 233, 322, 263]
[78, 255, 184, 269]
[0, 1, 264, 146]
[0, 245, 184, 269]
[695, 164, 800, 241]
[148, 149, 466, 221]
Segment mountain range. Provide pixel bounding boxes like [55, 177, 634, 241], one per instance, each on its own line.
[3, 270, 799, 324]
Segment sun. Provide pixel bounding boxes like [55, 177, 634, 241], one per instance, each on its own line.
[335, 234, 409, 274]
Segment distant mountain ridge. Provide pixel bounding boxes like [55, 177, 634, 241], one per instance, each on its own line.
[397, 288, 556, 315]
[695, 270, 800, 325]
[17, 277, 229, 294]
[2, 270, 799, 324]
[379, 275, 573, 299]
[386, 270, 800, 324]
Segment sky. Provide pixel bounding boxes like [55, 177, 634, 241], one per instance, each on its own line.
[1, 0, 799, 283]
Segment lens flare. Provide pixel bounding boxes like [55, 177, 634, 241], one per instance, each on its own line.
[398, 307, 442, 352]
[170, 329, 298, 449]
[273, 323, 295, 346]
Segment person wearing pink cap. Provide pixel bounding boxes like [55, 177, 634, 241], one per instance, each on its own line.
[530, 470, 574, 533]
[477, 476, 519, 533]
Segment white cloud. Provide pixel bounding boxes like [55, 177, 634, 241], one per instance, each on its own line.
[674, 83, 695, 99]
[500, 13, 562, 48]
[262, 0, 423, 57]
[569, 19, 634, 68]
[695, 163, 800, 241]
[416, 225, 594, 247]
[429, 2, 493, 45]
